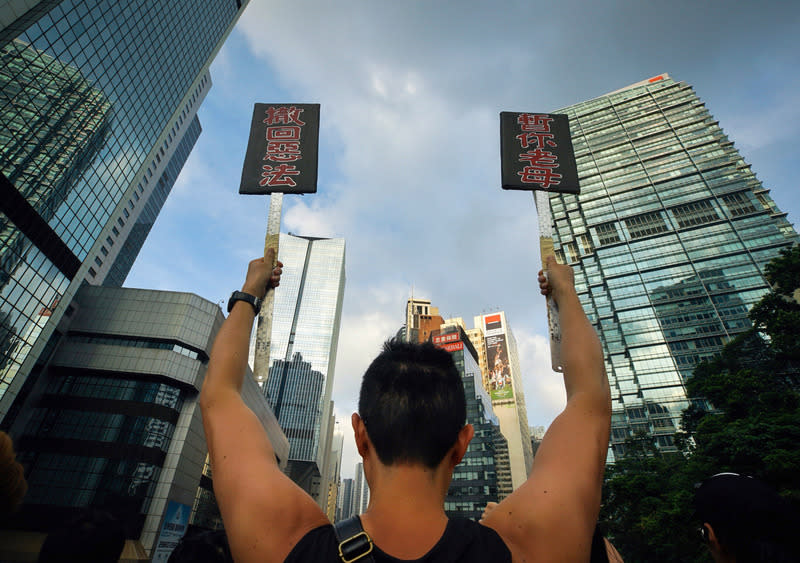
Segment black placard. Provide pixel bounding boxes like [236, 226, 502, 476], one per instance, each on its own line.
[500, 112, 579, 194]
[239, 103, 320, 194]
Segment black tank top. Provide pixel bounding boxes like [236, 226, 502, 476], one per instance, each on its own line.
[284, 518, 512, 562]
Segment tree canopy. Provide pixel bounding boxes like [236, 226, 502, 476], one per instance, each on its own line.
[599, 244, 800, 563]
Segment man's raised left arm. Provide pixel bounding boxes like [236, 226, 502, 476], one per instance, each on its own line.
[200, 250, 329, 563]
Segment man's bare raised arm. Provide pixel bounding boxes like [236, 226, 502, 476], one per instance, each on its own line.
[482, 255, 611, 562]
[199, 251, 329, 563]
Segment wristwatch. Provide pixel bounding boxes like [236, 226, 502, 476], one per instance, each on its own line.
[227, 291, 262, 314]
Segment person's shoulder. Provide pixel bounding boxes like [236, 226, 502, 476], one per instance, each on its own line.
[283, 523, 337, 562]
[434, 518, 511, 562]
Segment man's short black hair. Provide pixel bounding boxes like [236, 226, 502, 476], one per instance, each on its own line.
[358, 338, 467, 469]
[693, 473, 800, 562]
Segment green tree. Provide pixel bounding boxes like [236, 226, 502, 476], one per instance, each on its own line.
[599, 244, 800, 562]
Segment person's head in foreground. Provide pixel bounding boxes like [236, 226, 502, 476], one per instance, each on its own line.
[693, 472, 800, 563]
[168, 529, 234, 563]
[0, 431, 27, 515]
[353, 337, 471, 478]
[38, 507, 125, 563]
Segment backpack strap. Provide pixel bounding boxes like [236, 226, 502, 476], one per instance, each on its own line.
[333, 515, 375, 563]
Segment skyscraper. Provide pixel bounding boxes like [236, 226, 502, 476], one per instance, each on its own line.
[0, 0, 248, 423]
[337, 477, 355, 522]
[353, 461, 370, 515]
[253, 233, 346, 505]
[432, 327, 504, 520]
[325, 425, 344, 522]
[405, 297, 444, 343]
[476, 312, 533, 489]
[548, 74, 799, 461]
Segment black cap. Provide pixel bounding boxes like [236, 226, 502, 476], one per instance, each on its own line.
[693, 473, 794, 543]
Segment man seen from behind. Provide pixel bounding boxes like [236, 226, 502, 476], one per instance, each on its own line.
[200, 251, 611, 562]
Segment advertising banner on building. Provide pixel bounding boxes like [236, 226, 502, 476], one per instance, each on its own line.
[151, 500, 191, 562]
[500, 112, 579, 194]
[486, 333, 513, 401]
[240, 103, 320, 194]
[483, 314, 514, 401]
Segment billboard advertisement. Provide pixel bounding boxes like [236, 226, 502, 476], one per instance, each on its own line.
[239, 103, 320, 194]
[500, 112, 579, 194]
[483, 314, 514, 401]
[151, 500, 191, 562]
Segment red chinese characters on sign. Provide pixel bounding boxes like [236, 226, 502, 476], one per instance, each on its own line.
[515, 113, 562, 190]
[264, 142, 301, 162]
[260, 106, 306, 187]
[263, 106, 306, 126]
[259, 164, 301, 187]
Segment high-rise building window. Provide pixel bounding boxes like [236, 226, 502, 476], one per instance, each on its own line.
[721, 191, 758, 217]
[624, 211, 669, 239]
[566, 241, 580, 263]
[671, 199, 719, 228]
[754, 192, 773, 212]
[578, 233, 594, 254]
[595, 222, 621, 245]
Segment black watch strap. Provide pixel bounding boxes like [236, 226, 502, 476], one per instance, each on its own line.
[227, 291, 261, 314]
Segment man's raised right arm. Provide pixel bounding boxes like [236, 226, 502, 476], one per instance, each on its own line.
[482, 255, 611, 562]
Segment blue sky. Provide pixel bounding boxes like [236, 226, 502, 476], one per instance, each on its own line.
[126, 0, 800, 478]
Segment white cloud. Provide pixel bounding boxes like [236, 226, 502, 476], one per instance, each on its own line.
[514, 330, 566, 428]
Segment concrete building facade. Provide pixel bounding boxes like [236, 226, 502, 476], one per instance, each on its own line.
[475, 312, 533, 489]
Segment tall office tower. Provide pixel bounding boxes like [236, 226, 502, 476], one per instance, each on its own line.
[325, 425, 344, 522]
[475, 312, 533, 489]
[353, 461, 370, 515]
[337, 477, 355, 522]
[255, 233, 346, 505]
[405, 297, 444, 343]
[548, 74, 800, 461]
[0, 0, 249, 423]
[0, 285, 287, 559]
[530, 425, 546, 457]
[433, 327, 504, 520]
[441, 317, 492, 394]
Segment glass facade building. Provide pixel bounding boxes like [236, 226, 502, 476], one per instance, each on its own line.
[251, 234, 346, 498]
[1, 285, 287, 558]
[103, 115, 202, 287]
[435, 328, 503, 521]
[548, 74, 800, 461]
[0, 0, 248, 421]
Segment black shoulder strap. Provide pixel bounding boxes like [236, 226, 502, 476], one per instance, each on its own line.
[333, 515, 375, 563]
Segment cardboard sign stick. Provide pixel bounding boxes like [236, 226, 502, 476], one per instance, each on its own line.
[253, 192, 283, 383]
[533, 191, 563, 372]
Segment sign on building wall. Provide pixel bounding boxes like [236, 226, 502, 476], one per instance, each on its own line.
[483, 314, 514, 401]
[500, 112, 579, 194]
[240, 103, 320, 194]
[433, 332, 464, 353]
[151, 500, 191, 562]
